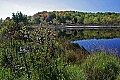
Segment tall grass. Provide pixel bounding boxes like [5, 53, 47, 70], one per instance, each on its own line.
[81, 52, 120, 80]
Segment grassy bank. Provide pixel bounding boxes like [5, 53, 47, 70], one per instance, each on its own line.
[0, 25, 120, 80]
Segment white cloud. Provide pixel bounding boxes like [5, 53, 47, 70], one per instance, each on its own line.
[0, 0, 72, 19]
[0, 0, 39, 19]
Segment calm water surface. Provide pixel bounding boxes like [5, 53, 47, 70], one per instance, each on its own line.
[73, 38, 120, 54]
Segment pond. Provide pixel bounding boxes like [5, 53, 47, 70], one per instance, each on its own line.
[73, 38, 120, 55]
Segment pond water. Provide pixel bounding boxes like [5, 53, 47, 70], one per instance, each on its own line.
[73, 38, 120, 55]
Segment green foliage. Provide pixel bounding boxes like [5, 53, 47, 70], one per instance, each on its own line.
[0, 26, 85, 80]
[116, 73, 120, 80]
[0, 68, 11, 80]
[1, 12, 120, 80]
[12, 12, 28, 26]
[65, 65, 85, 80]
[81, 52, 120, 80]
[34, 11, 120, 26]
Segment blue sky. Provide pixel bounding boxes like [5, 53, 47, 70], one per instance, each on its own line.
[0, 0, 120, 19]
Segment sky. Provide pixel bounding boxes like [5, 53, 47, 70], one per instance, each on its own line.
[0, 0, 120, 19]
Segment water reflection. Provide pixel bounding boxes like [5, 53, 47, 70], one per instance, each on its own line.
[73, 38, 120, 55]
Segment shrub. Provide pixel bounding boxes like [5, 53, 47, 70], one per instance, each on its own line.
[81, 52, 120, 80]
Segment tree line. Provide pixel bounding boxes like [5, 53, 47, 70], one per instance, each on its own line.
[33, 11, 120, 26]
[1, 11, 120, 27]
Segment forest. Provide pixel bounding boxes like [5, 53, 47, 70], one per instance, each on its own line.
[32, 11, 120, 26]
[2, 11, 120, 26]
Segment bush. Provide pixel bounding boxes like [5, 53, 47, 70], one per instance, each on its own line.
[81, 52, 120, 80]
